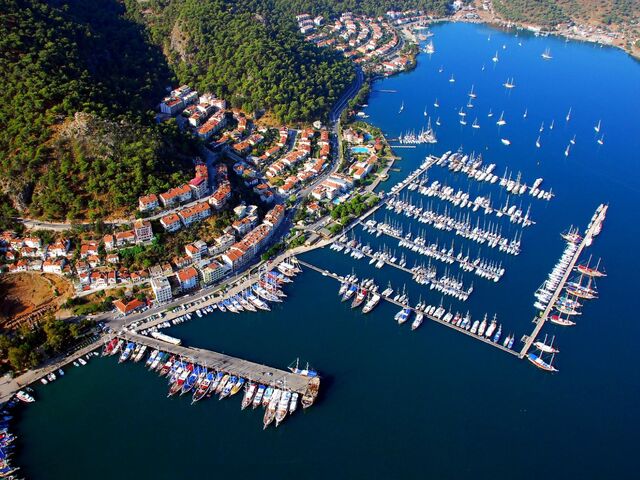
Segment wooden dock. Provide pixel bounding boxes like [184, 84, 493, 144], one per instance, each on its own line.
[119, 331, 314, 395]
[518, 205, 608, 358]
[297, 260, 518, 357]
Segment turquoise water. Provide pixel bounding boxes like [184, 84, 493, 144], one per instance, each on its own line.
[12, 23, 640, 479]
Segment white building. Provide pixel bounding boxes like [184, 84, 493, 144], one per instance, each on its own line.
[151, 276, 173, 304]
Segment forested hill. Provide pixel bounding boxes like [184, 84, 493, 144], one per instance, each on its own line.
[0, 0, 192, 220]
[492, 0, 640, 28]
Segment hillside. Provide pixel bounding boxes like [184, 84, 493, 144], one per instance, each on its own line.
[0, 0, 196, 220]
[492, 0, 640, 30]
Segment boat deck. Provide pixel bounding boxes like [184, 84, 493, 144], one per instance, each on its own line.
[118, 331, 313, 395]
[518, 205, 607, 358]
[297, 260, 518, 357]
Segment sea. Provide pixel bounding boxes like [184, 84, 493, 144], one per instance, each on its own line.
[12, 23, 640, 479]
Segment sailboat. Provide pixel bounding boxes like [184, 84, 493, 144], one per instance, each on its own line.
[434, 98, 439, 108]
[527, 351, 558, 372]
[423, 105, 428, 117]
[468, 84, 477, 98]
[449, 74, 455, 83]
[566, 107, 572, 122]
[523, 108, 528, 119]
[487, 108, 493, 118]
[459, 117, 467, 126]
[435, 117, 441, 126]
[549, 119, 554, 130]
[496, 111, 506, 126]
[398, 101, 404, 114]
[472, 118, 480, 129]
[570, 134, 576, 145]
[501, 138, 511, 146]
[535, 136, 541, 148]
[503, 77, 515, 89]
[438, 65, 444, 73]
[597, 134, 604, 145]
[425, 40, 435, 54]
[539, 121, 544, 133]
[594, 119, 601, 133]
[492, 50, 499, 62]
[564, 144, 570, 157]
[541, 48, 552, 60]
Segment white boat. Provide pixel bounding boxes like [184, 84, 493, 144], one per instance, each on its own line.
[535, 136, 541, 148]
[496, 111, 506, 126]
[594, 119, 601, 133]
[597, 134, 604, 145]
[541, 48, 552, 60]
[449, 74, 455, 83]
[566, 107, 571, 122]
[501, 138, 511, 146]
[492, 51, 499, 62]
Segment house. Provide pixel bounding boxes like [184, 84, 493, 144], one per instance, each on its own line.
[159, 184, 192, 208]
[115, 230, 136, 247]
[134, 219, 153, 243]
[113, 298, 146, 315]
[47, 239, 69, 257]
[106, 253, 120, 264]
[177, 266, 198, 291]
[184, 243, 204, 262]
[80, 241, 99, 259]
[160, 213, 182, 232]
[103, 234, 115, 252]
[189, 175, 209, 199]
[42, 258, 65, 274]
[138, 194, 159, 212]
[210, 233, 236, 256]
[151, 276, 173, 304]
[220, 245, 248, 271]
[263, 204, 285, 229]
[196, 259, 227, 285]
[160, 97, 184, 115]
[178, 202, 211, 227]
[210, 183, 232, 210]
[232, 216, 258, 236]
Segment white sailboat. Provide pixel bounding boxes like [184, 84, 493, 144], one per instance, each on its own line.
[549, 119, 554, 130]
[487, 108, 493, 118]
[496, 111, 506, 126]
[435, 117, 441, 126]
[503, 77, 515, 89]
[523, 108, 528, 119]
[535, 136, 541, 148]
[564, 144, 570, 156]
[501, 138, 511, 146]
[541, 48, 552, 60]
[468, 84, 477, 98]
[449, 74, 455, 83]
[594, 119, 601, 133]
[398, 101, 404, 114]
[472, 118, 480, 129]
[570, 134, 576, 145]
[566, 107, 572, 122]
[597, 134, 604, 145]
[539, 121, 544, 133]
[434, 98, 439, 108]
[492, 50, 499, 62]
[423, 105, 427, 117]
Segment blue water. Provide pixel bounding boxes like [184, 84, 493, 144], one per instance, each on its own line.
[11, 23, 640, 479]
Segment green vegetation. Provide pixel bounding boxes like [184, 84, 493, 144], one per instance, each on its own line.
[128, 0, 356, 123]
[0, 0, 194, 220]
[0, 315, 95, 372]
[493, 0, 567, 26]
[330, 193, 379, 225]
[267, 0, 450, 18]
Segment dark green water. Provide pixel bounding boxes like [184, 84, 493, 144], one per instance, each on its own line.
[13, 23, 640, 479]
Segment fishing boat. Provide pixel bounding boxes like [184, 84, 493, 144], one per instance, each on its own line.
[242, 383, 257, 410]
[527, 352, 557, 372]
[118, 342, 135, 363]
[541, 48, 552, 60]
[301, 377, 320, 409]
[275, 391, 292, 427]
[264, 389, 282, 429]
[192, 373, 213, 403]
[230, 377, 245, 396]
[102, 338, 118, 356]
[534, 334, 559, 354]
[411, 312, 424, 330]
[215, 374, 230, 395]
[362, 293, 381, 314]
[252, 385, 266, 409]
[577, 257, 606, 277]
[16, 391, 35, 403]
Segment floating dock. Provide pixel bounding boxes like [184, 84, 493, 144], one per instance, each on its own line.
[118, 331, 314, 396]
[519, 205, 608, 358]
[297, 260, 517, 357]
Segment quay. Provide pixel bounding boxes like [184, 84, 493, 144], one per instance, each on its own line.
[297, 260, 518, 357]
[519, 205, 608, 358]
[118, 331, 314, 395]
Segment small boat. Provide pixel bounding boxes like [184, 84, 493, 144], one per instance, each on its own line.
[541, 48, 552, 60]
[230, 377, 245, 396]
[492, 51, 499, 62]
[242, 383, 257, 410]
[289, 392, 299, 414]
[434, 98, 439, 108]
[570, 134, 576, 145]
[496, 111, 506, 126]
[566, 107, 571, 122]
[501, 138, 511, 146]
[399, 101, 404, 114]
[16, 390, 35, 403]
[449, 74, 455, 83]
[564, 144, 570, 157]
[597, 134, 604, 145]
[252, 385, 266, 408]
[594, 119, 601, 133]
[411, 312, 424, 330]
[535, 136, 541, 148]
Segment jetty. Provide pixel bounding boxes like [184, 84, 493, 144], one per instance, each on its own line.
[118, 331, 314, 395]
[297, 260, 517, 357]
[519, 205, 608, 358]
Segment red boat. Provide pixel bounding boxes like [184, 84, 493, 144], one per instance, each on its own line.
[102, 338, 118, 356]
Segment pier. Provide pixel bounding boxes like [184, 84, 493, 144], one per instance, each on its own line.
[118, 331, 313, 395]
[297, 260, 518, 357]
[519, 205, 608, 358]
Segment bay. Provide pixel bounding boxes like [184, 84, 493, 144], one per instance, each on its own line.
[13, 22, 640, 479]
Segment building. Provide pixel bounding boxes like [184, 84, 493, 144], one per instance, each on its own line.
[113, 298, 146, 316]
[177, 266, 198, 291]
[189, 175, 209, 199]
[263, 204, 285, 229]
[210, 233, 236, 256]
[138, 194, 159, 212]
[196, 259, 227, 285]
[160, 213, 182, 232]
[151, 276, 173, 304]
[178, 202, 211, 227]
[159, 184, 192, 208]
[134, 220, 154, 243]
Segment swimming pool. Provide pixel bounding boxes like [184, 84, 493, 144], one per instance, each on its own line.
[351, 146, 370, 154]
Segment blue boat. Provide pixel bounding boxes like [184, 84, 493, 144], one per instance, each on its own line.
[220, 375, 237, 399]
[492, 324, 502, 343]
[182, 365, 202, 395]
[508, 336, 515, 349]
